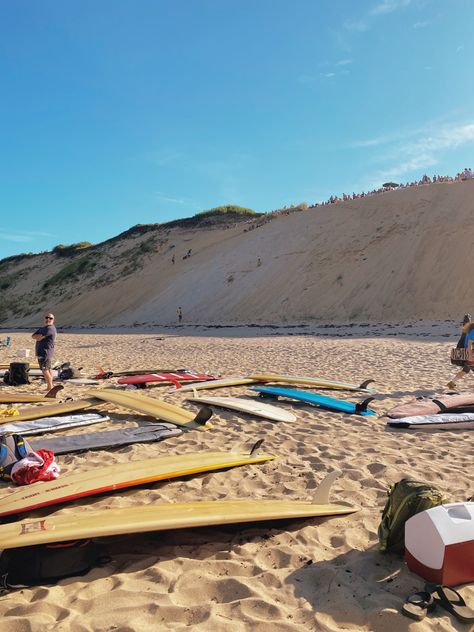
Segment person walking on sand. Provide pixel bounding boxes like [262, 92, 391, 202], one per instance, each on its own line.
[32, 313, 57, 392]
[177, 307, 183, 323]
[447, 314, 473, 389]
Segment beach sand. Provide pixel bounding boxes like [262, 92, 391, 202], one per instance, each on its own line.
[0, 326, 473, 631]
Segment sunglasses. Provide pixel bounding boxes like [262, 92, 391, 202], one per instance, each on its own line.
[44, 316, 54, 320]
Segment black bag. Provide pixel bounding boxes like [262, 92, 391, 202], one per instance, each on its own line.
[3, 362, 30, 386]
[0, 539, 102, 590]
[58, 362, 83, 380]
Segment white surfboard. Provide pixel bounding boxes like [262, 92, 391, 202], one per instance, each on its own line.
[0, 413, 110, 436]
[186, 395, 296, 422]
[387, 412, 474, 430]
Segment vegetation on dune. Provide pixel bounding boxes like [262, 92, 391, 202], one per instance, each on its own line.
[43, 255, 98, 289]
[194, 205, 258, 219]
[52, 242, 94, 257]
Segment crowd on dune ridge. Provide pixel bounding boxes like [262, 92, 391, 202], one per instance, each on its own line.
[306, 167, 474, 208]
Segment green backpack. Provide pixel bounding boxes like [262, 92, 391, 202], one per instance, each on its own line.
[378, 479, 447, 553]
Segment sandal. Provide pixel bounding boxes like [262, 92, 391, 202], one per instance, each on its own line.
[425, 583, 474, 623]
[402, 591, 436, 621]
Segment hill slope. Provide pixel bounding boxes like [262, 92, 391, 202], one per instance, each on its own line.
[1, 181, 474, 326]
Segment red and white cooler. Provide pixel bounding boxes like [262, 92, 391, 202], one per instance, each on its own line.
[405, 502, 474, 586]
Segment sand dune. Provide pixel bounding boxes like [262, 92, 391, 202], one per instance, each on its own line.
[1, 180, 474, 327]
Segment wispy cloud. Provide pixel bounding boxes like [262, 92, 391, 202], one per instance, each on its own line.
[0, 233, 34, 243]
[343, 19, 369, 32]
[369, 0, 412, 16]
[355, 121, 474, 187]
[413, 20, 429, 28]
[336, 59, 353, 66]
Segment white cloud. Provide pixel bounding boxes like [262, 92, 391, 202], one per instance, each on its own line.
[359, 121, 474, 187]
[0, 233, 33, 243]
[343, 19, 369, 32]
[336, 58, 353, 66]
[413, 20, 429, 28]
[369, 0, 412, 16]
[324, 72, 336, 78]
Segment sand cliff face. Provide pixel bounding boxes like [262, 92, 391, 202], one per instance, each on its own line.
[1, 180, 474, 327]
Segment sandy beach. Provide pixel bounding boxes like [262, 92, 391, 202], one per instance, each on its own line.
[0, 325, 472, 631]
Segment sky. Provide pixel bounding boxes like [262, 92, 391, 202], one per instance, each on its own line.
[1, 0, 474, 258]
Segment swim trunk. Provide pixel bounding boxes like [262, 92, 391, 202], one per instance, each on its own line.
[37, 357, 52, 370]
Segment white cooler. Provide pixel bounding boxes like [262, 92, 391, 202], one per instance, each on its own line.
[405, 502, 474, 586]
[16, 349, 30, 358]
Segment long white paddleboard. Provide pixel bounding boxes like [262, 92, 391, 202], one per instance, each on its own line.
[0, 471, 356, 548]
[0, 443, 274, 518]
[186, 395, 296, 422]
[387, 412, 474, 430]
[0, 413, 110, 437]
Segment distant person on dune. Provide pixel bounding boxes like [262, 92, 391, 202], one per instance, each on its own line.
[32, 313, 57, 392]
[177, 307, 183, 323]
[447, 314, 473, 390]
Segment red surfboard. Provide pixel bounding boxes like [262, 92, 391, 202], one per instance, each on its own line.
[117, 371, 219, 388]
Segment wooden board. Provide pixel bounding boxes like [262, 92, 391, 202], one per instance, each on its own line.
[0, 447, 274, 517]
[187, 395, 296, 422]
[90, 389, 213, 430]
[0, 472, 356, 549]
[250, 374, 375, 392]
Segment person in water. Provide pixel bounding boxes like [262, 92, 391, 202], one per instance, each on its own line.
[32, 313, 57, 392]
[447, 314, 474, 389]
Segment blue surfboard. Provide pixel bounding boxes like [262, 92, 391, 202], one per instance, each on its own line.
[251, 386, 376, 417]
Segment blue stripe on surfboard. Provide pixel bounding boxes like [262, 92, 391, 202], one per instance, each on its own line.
[251, 386, 377, 416]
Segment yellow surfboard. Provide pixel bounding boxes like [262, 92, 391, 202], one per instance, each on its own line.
[0, 471, 356, 549]
[0, 398, 100, 424]
[250, 374, 375, 392]
[0, 443, 273, 518]
[169, 377, 259, 393]
[90, 389, 213, 430]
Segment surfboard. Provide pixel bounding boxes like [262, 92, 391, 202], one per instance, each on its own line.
[89, 389, 213, 430]
[250, 374, 376, 393]
[252, 386, 377, 417]
[387, 412, 474, 430]
[0, 471, 356, 548]
[95, 368, 191, 379]
[0, 444, 274, 518]
[0, 398, 100, 424]
[117, 371, 219, 388]
[30, 423, 182, 455]
[169, 377, 259, 393]
[0, 414, 110, 436]
[186, 395, 297, 422]
[0, 363, 40, 370]
[64, 379, 101, 386]
[0, 385, 64, 403]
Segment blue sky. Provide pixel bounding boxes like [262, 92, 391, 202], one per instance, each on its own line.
[1, 0, 473, 258]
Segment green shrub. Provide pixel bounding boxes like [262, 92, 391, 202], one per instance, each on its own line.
[52, 242, 94, 257]
[43, 256, 98, 288]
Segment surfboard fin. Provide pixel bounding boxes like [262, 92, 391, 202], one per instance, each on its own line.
[355, 397, 375, 414]
[193, 406, 213, 426]
[312, 470, 341, 505]
[249, 439, 264, 455]
[359, 379, 374, 390]
[46, 385, 64, 399]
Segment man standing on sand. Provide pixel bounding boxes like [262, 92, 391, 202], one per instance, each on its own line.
[177, 307, 183, 323]
[32, 313, 57, 392]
